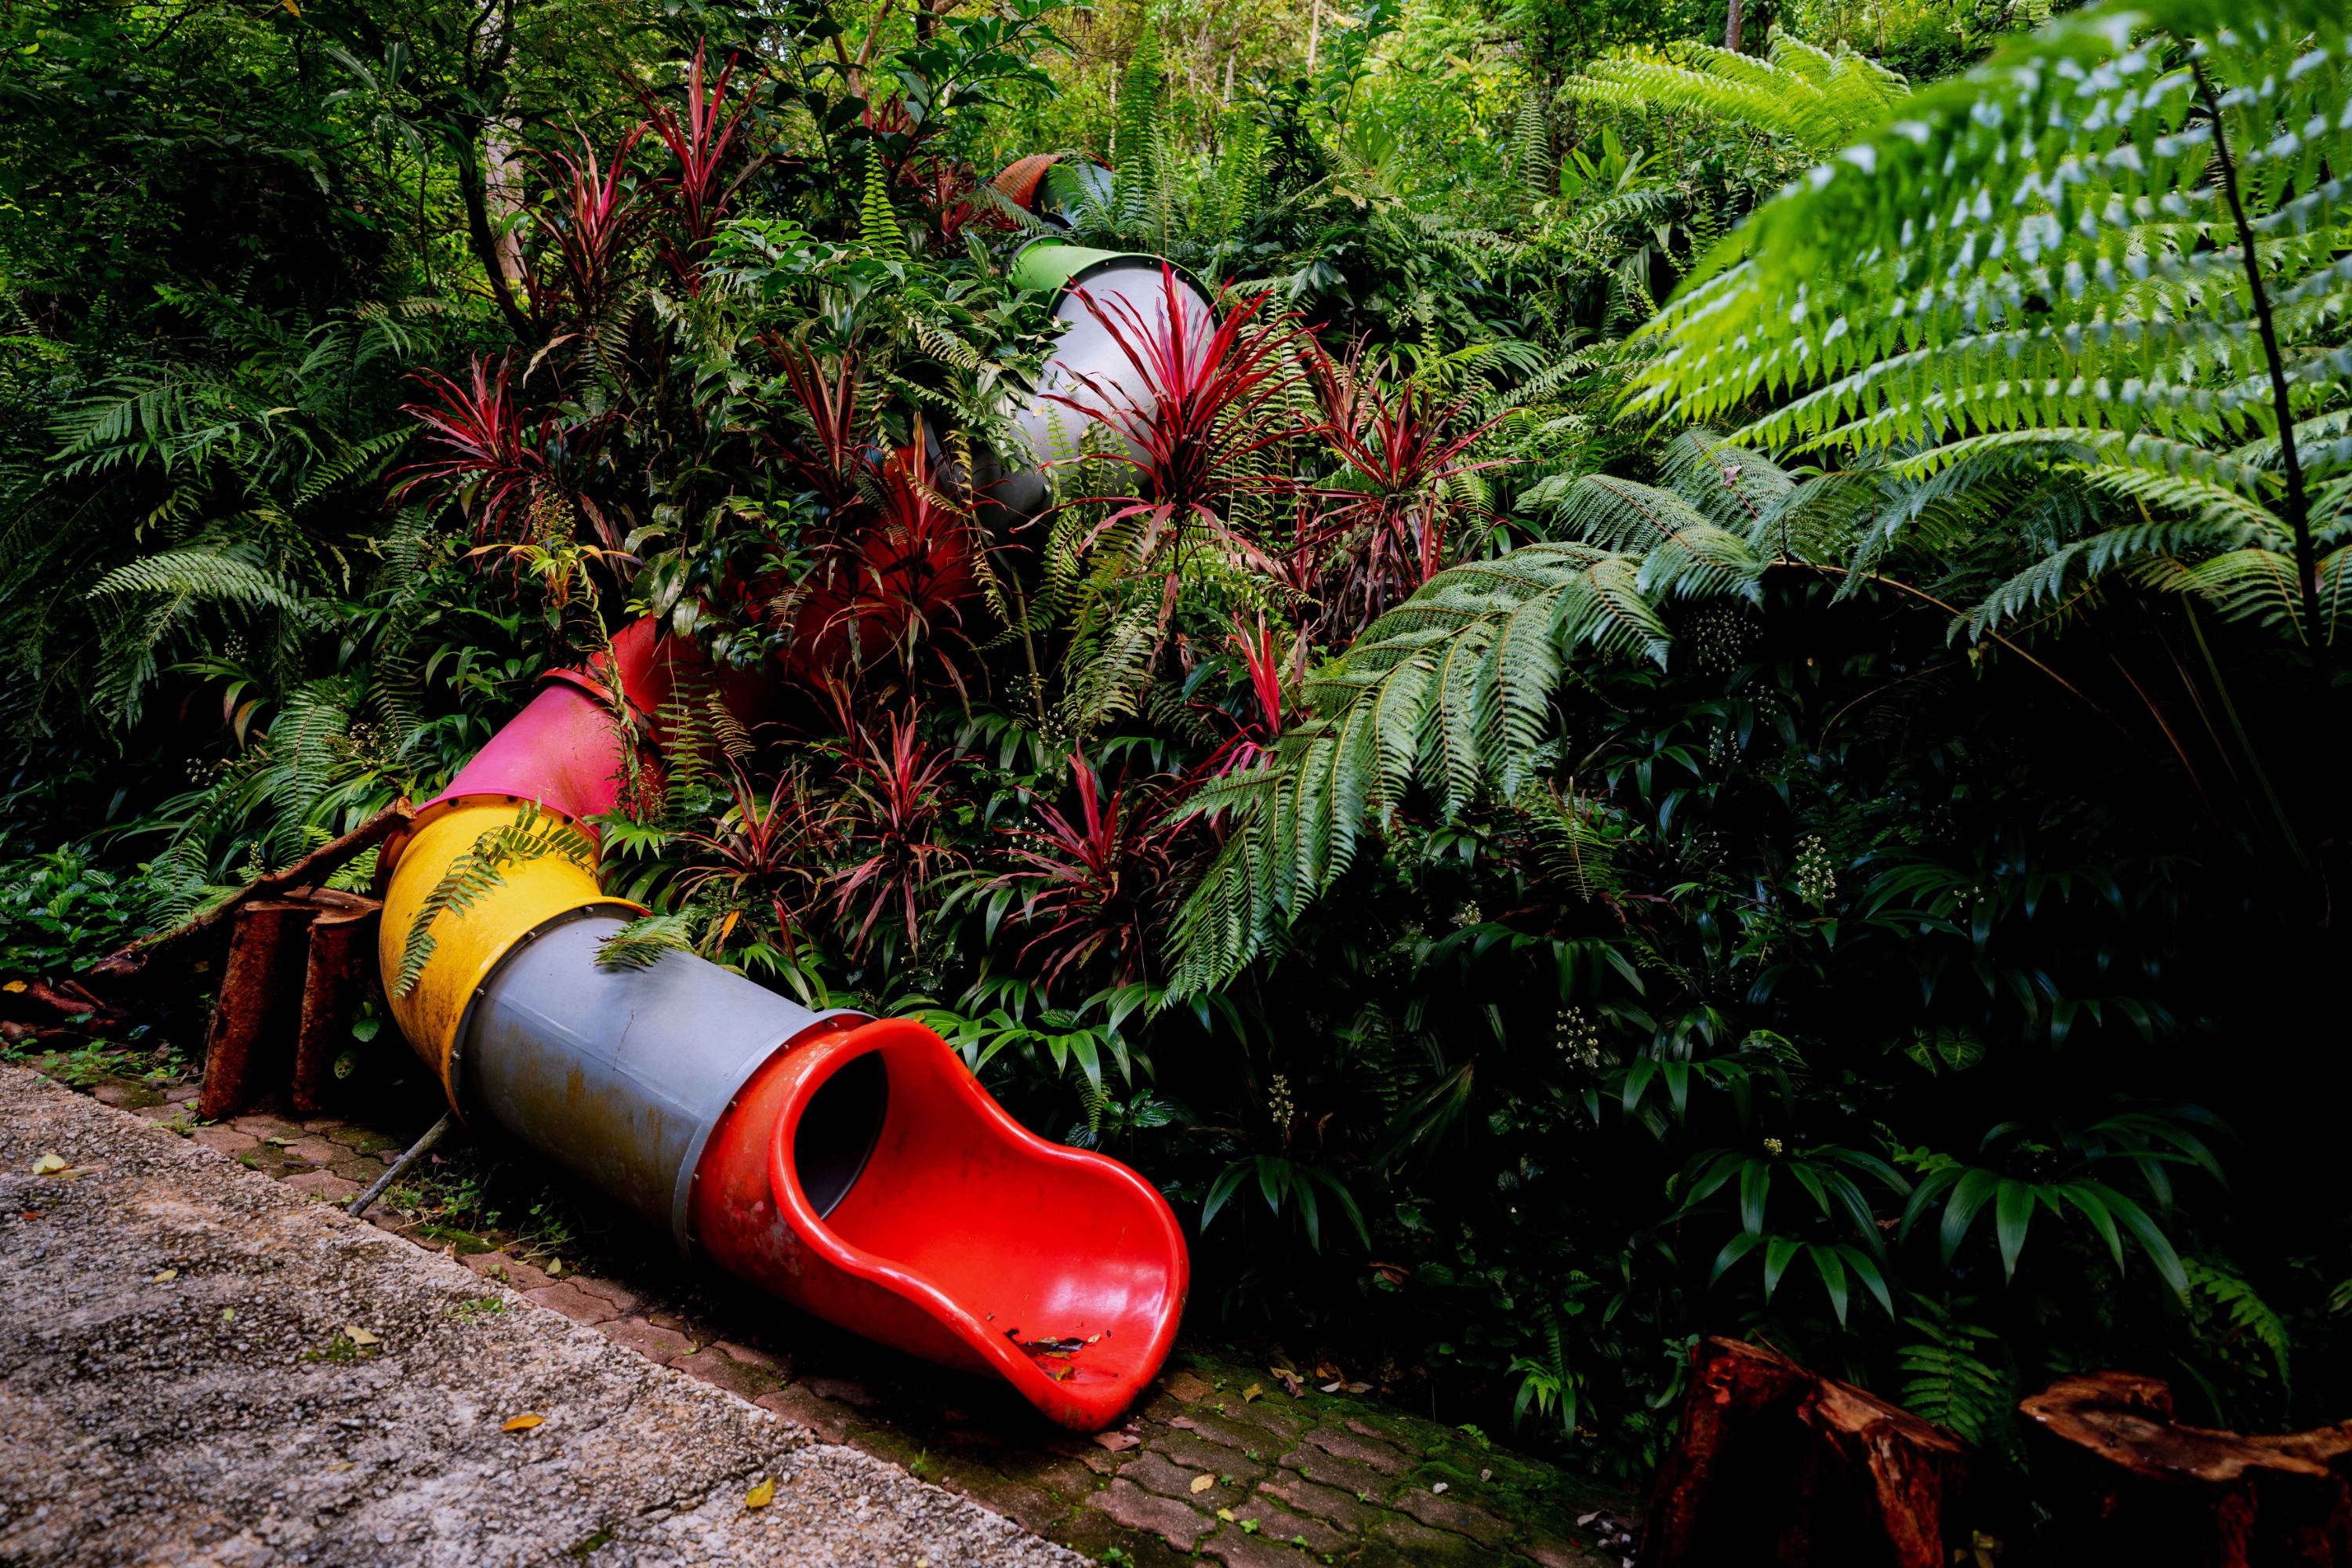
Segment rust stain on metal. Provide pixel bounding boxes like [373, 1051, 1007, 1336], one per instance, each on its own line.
[198, 901, 321, 1120]
[290, 895, 383, 1115]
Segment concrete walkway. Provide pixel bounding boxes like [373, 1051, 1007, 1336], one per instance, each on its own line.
[0, 1065, 1081, 1568]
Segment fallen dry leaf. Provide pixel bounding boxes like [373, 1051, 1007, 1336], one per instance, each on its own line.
[501, 1414, 543, 1432]
[1431, 1483, 1450, 1495]
[2, 980, 26, 993]
[1320, 1381, 1343, 1394]
[1189, 1475, 1214, 1494]
[1091, 1432, 1141, 1452]
[31, 1154, 64, 1176]
[344, 1326, 379, 1345]
[151, 1269, 177, 1283]
[328, 1463, 354, 1473]
[1216, 1508, 1236, 1523]
[1316, 1362, 1343, 1381]
[1345, 1382, 1371, 1393]
[746, 1477, 775, 1509]
[1241, 1383, 1262, 1403]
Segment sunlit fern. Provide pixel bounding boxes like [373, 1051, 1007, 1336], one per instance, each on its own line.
[1559, 32, 1910, 154]
[394, 805, 597, 996]
[1630, 0, 2352, 644]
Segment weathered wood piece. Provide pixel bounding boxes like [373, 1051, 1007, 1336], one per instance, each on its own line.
[2022, 1370, 2352, 1566]
[1639, 1335, 1968, 1568]
[86, 801, 410, 982]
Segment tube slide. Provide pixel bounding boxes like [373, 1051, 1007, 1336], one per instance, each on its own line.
[375, 623, 1188, 1430]
[375, 217, 1213, 1431]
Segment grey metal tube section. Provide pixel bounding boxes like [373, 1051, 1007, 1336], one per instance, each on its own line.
[458, 916, 866, 1254]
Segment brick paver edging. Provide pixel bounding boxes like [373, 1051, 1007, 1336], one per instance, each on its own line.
[60, 1065, 1642, 1567]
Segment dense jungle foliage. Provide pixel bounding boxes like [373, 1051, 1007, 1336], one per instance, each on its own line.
[4, 0, 2347, 1538]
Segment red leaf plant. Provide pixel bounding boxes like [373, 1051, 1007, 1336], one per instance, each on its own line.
[673, 764, 838, 947]
[637, 41, 766, 289]
[1197, 612, 1297, 779]
[823, 703, 967, 956]
[761, 342, 864, 510]
[1295, 341, 1508, 638]
[1044, 266, 1304, 637]
[994, 750, 1183, 993]
[779, 431, 980, 684]
[528, 127, 647, 338]
[395, 353, 559, 541]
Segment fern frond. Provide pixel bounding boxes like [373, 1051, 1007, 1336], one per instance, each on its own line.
[596, 910, 699, 972]
[2184, 1260, 2292, 1387]
[1897, 1309, 2017, 1450]
[394, 804, 597, 996]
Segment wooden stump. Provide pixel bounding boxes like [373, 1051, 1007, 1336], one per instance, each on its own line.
[1638, 1336, 1968, 1568]
[2022, 1371, 2352, 1566]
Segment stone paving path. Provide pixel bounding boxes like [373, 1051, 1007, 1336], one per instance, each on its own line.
[0, 1065, 1080, 1568]
[40, 1058, 1642, 1568]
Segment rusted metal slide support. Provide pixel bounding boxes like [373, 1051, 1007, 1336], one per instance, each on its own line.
[198, 890, 383, 1121]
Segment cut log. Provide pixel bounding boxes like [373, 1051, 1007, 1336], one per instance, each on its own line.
[2021, 1371, 2352, 1566]
[1638, 1335, 1968, 1568]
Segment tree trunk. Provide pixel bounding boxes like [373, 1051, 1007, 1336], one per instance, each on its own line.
[2022, 1371, 2352, 1566]
[1723, 0, 1744, 53]
[1639, 1337, 1969, 1568]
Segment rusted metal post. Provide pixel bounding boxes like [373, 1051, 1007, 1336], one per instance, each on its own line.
[290, 895, 383, 1116]
[196, 900, 319, 1121]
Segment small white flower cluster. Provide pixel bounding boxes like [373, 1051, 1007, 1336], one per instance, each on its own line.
[1685, 606, 1756, 673]
[1268, 1073, 1294, 1131]
[1762, 1137, 1785, 1157]
[1554, 1007, 1602, 1070]
[1451, 902, 1483, 929]
[527, 485, 575, 543]
[336, 720, 397, 771]
[1794, 835, 1838, 908]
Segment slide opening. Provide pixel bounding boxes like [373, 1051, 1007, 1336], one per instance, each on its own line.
[793, 1029, 1180, 1392]
[793, 1049, 888, 1218]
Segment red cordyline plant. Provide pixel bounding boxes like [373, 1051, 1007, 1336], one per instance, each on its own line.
[394, 354, 555, 540]
[637, 41, 766, 289]
[528, 127, 647, 336]
[1297, 340, 1508, 637]
[1046, 266, 1303, 627]
[674, 765, 837, 947]
[1198, 612, 1294, 779]
[776, 434, 979, 685]
[763, 341, 863, 509]
[994, 750, 1182, 993]
[824, 702, 966, 955]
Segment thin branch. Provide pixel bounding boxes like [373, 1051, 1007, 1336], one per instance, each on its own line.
[2191, 56, 2324, 659]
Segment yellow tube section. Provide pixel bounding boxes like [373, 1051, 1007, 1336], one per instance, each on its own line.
[378, 800, 640, 1105]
